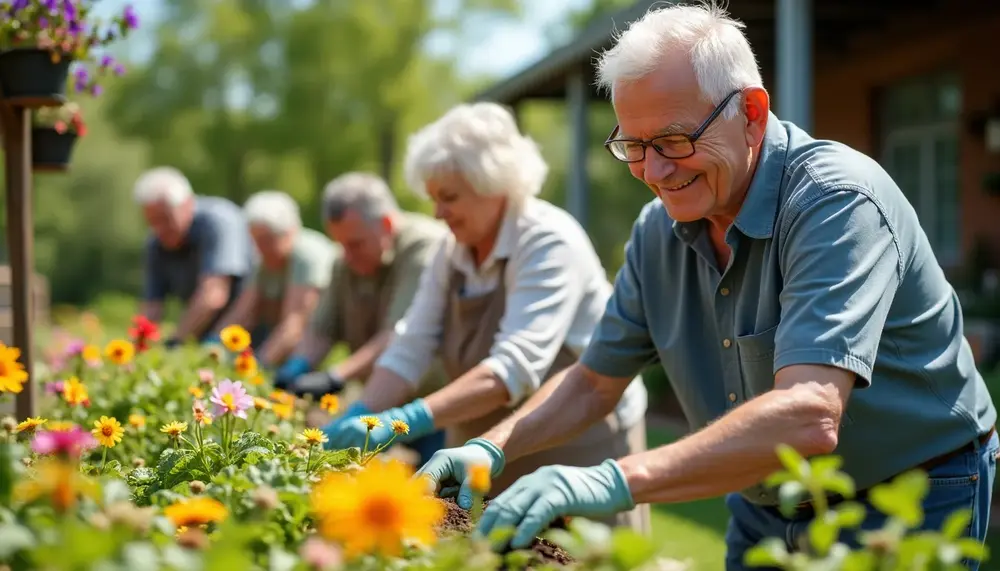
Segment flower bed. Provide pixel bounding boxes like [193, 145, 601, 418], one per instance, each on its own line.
[0, 315, 992, 570]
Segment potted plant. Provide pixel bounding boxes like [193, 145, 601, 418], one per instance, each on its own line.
[31, 100, 86, 171]
[0, 1, 139, 107]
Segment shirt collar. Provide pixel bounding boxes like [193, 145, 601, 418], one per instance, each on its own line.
[672, 112, 788, 242]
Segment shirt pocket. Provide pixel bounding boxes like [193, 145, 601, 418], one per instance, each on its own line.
[735, 325, 778, 398]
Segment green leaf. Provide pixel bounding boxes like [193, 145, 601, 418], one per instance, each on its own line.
[822, 473, 856, 499]
[810, 456, 843, 477]
[155, 448, 198, 490]
[868, 471, 928, 527]
[955, 537, 989, 560]
[610, 528, 658, 568]
[0, 441, 13, 507]
[841, 549, 878, 571]
[764, 471, 797, 488]
[775, 444, 807, 478]
[744, 538, 789, 567]
[0, 522, 34, 558]
[833, 502, 867, 528]
[940, 508, 972, 540]
[778, 481, 807, 517]
[807, 516, 839, 556]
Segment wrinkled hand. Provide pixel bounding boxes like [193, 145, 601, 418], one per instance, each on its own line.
[416, 438, 506, 508]
[476, 460, 635, 550]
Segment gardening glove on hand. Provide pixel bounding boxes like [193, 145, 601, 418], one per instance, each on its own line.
[416, 438, 506, 509]
[322, 399, 434, 451]
[288, 369, 346, 399]
[476, 460, 635, 550]
[273, 356, 312, 391]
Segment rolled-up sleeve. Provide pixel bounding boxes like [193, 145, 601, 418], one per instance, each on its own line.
[579, 211, 658, 379]
[376, 243, 450, 385]
[480, 230, 589, 405]
[774, 189, 902, 387]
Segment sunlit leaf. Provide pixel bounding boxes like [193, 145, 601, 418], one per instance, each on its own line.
[744, 538, 789, 567]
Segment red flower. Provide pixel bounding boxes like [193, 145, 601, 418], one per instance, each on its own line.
[128, 315, 160, 352]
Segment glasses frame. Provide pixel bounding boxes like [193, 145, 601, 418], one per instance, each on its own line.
[603, 89, 743, 163]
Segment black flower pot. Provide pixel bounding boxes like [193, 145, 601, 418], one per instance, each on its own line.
[0, 48, 72, 108]
[31, 127, 78, 172]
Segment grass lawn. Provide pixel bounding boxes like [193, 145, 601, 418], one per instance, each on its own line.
[644, 425, 1000, 570]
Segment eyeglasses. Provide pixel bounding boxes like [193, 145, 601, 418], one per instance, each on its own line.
[603, 89, 743, 163]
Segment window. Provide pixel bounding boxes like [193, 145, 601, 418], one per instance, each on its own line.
[879, 72, 962, 265]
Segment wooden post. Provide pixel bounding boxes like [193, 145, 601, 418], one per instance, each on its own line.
[0, 103, 35, 420]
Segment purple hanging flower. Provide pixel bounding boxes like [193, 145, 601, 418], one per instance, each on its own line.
[62, 0, 76, 21]
[38, 16, 49, 30]
[100, 54, 113, 68]
[11, 0, 29, 12]
[112, 63, 125, 76]
[89, 83, 102, 96]
[122, 5, 138, 30]
[42, 0, 58, 14]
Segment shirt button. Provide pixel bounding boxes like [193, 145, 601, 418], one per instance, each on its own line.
[722, 338, 732, 348]
[728, 393, 737, 402]
[720, 287, 730, 296]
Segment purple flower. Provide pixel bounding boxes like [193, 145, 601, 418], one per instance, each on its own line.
[38, 17, 49, 29]
[113, 63, 125, 76]
[45, 381, 65, 395]
[89, 83, 102, 96]
[123, 5, 138, 30]
[209, 379, 254, 419]
[100, 55, 113, 67]
[62, 0, 76, 20]
[42, 0, 57, 13]
[64, 340, 85, 357]
[11, 0, 29, 12]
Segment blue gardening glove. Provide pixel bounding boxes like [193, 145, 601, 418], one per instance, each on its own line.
[274, 355, 311, 390]
[201, 333, 222, 347]
[415, 438, 506, 508]
[322, 399, 434, 451]
[476, 459, 635, 550]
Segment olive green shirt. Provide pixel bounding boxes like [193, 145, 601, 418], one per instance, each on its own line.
[309, 212, 447, 348]
[253, 227, 338, 305]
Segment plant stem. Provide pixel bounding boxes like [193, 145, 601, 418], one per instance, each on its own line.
[99, 446, 108, 473]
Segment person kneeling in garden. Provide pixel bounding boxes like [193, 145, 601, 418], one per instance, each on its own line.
[416, 4, 997, 569]
[273, 172, 450, 465]
[208, 190, 338, 368]
[134, 166, 255, 346]
[320, 101, 652, 534]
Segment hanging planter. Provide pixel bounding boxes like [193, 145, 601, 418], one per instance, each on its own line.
[31, 101, 86, 172]
[0, 2, 140, 107]
[0, 48, 72, 108]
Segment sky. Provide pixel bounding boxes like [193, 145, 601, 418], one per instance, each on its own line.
[90, 0, 593, 80]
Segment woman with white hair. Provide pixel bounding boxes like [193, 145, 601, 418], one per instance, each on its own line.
[210, 190, 338, 367]
[320, 101, 651, 533]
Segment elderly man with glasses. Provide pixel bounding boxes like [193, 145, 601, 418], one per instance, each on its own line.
[418, 4, 996, 568]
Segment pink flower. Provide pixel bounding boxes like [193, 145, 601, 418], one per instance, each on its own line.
[299, 537, 342, 570]
[209, 379, 253, 419]
[45, 381, 65, 395]
[197, 369, 214, 384]
[31, 427, 97, 458]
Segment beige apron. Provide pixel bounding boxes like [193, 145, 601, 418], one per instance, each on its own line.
[439, 261, 651, 533]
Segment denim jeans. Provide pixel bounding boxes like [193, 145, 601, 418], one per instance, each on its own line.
[724, 431, 998, 571]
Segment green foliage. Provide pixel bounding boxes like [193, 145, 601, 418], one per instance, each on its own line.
[745, 444, 989, 570]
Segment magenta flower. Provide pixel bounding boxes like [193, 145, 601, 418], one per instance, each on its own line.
[31, 427, 97, 458]
[209, 379, 253, 419]
[45, 381, 65, 395]
[197, 368, 214, 384]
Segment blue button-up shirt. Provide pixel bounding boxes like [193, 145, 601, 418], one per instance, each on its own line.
[581, 112, 997, 505]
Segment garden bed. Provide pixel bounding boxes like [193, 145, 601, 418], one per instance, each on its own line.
[437, 497, 574, 568]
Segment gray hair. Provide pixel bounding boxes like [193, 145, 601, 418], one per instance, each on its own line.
[595, 0, 763, 120]
[133, 166, 194, 207]
[321, 172, 399, 224]
[403, 102, 548, 203]
[243, 190, 301, 234]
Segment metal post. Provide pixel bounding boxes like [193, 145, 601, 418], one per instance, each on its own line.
[776, 0, 813, 132]
[1, 104, 35, 420]
[566, 66, 589, 228]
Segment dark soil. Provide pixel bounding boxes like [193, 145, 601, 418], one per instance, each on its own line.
[436, 496, 574, 568]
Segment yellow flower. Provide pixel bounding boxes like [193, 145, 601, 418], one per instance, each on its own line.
[14, 457, 99, 513]
[188, 386, 204, 399]
[253, 397, 271, 411]
[81, 344, 101, 364]
[269, 390, 295, 405]
[359, 416, 382, 431]
[298, 428, 328, 447]
[389, 419, 409, 436]
[164, 496, 228, 528]
[249, 374, 265, 386]
[104, 339, 135, 365]
[468, 464, 491, 495]
[0, 343, 29, 394]
[272, 402, 293, 420]
[320, 394, 339, 414]
[219, 325, 251, 353]
[234, 351, 258, 378]
[92, 416, 124, 448]
[47, 421, 75, 432]
[62, 377, 89, 406]
[15, 417, 47, 434]
[128, 414, 145, 429]
[160, 421, 188, 437]
[310, 458, 445, 559]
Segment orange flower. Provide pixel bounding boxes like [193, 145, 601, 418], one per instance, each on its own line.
[219, 325, 251, 353]
[104, 339, 135, 365]
[234, 350, 258, 378]
[0, 343, 29, 394]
